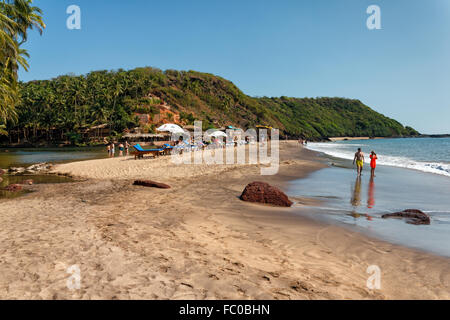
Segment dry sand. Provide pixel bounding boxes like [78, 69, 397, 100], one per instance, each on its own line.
[0, 141, 448, 299]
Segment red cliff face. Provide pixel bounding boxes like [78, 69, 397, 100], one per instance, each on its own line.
[134, 99, 181, 126]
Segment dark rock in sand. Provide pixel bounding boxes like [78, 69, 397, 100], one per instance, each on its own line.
[133, 180, 171, 189]
[9, 167, 25, 174]
[26, 162, 52, 173]
[3, 184, 23, 192]
[382, 209, 430, 225]
[7, 163, 53, 175]
[240, 181, 293, 207]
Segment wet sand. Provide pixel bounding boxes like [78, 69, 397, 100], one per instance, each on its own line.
[0, 141, 448, 299]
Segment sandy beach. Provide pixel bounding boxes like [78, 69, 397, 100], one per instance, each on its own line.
[0, 141, 448, 299]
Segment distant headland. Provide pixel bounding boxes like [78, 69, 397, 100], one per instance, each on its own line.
[1, 67, 420, 147]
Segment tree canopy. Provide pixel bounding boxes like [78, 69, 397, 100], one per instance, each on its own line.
[1, 67, 420, 145]
[0, 0, 45, 126]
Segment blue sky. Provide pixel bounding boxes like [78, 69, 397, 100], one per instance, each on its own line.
[19, 0, 450, 134]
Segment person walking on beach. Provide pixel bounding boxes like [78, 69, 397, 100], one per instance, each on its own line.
[106, 144, 111, 157]
[353, 148, 365, 176]
[370, 151, 378, 177]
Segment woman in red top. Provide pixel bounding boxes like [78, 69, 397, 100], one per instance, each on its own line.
[370, 151, 378, 177]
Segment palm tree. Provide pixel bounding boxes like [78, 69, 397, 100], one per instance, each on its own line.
[0, 124, 7, 135]
[0, 0, 45, 128]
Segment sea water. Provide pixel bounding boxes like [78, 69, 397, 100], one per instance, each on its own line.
[0, 146, 107, 168]
[306, 137, 450, 177]
[0, 147, 107, 199]
[288, 138, 450, 257]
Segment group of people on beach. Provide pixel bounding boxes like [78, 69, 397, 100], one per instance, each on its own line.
[351, 148, 378, 218]
[353, 148, 378, 177]
[298, 138, 308, 146]
[106, 140, 130, 158]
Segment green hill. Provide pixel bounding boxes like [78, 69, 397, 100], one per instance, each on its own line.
[2, 67, 419, 145]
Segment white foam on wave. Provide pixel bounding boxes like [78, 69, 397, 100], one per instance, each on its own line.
[307, 143, 450, 178]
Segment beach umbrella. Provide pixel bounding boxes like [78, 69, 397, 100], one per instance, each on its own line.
[209, 131, 228, 138]
[157, 124, 184, 133]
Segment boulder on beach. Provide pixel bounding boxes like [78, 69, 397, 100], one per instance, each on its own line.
[133, 180, 171, 189]
[240, 181, 293, 207]
[382, 209, 430, 225]
[3, 184, 23, 192]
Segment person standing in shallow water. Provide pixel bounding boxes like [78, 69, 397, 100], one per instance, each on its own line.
[353, 148, 365, 176]
[110, 142, 115, 158]
[125, 140, 130, 156]
[118, 143, 124, 157]
[370, 151, 378, 177]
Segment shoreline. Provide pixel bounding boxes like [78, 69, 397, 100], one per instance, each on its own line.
[0, 141, 448, 299]
[328, 137, 386, 141]
[306, 138, 450, 178]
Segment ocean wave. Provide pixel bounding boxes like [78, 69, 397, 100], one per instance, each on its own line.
[307, 143, 450, 178]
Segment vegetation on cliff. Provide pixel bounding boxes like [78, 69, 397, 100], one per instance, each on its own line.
[2, 67, 419, 145]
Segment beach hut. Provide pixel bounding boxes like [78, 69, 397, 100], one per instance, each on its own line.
[256, 125, 274, 141]
[122, 133, 170, 146]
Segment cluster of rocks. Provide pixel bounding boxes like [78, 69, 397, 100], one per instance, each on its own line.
[3, 184, 23, 192]
[1, 165, 36, 193]
[7, 162, 53, 175]
[238, 181, 431, 226]
[1, 179, 34, 192]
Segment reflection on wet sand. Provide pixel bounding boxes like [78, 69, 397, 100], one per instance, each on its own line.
[368, 176, 375, 209]
[350, 177, 362, 208]
[0, 174, 73, 199]
[349, 176, 374, 221]
[349, 177, 362, 218]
